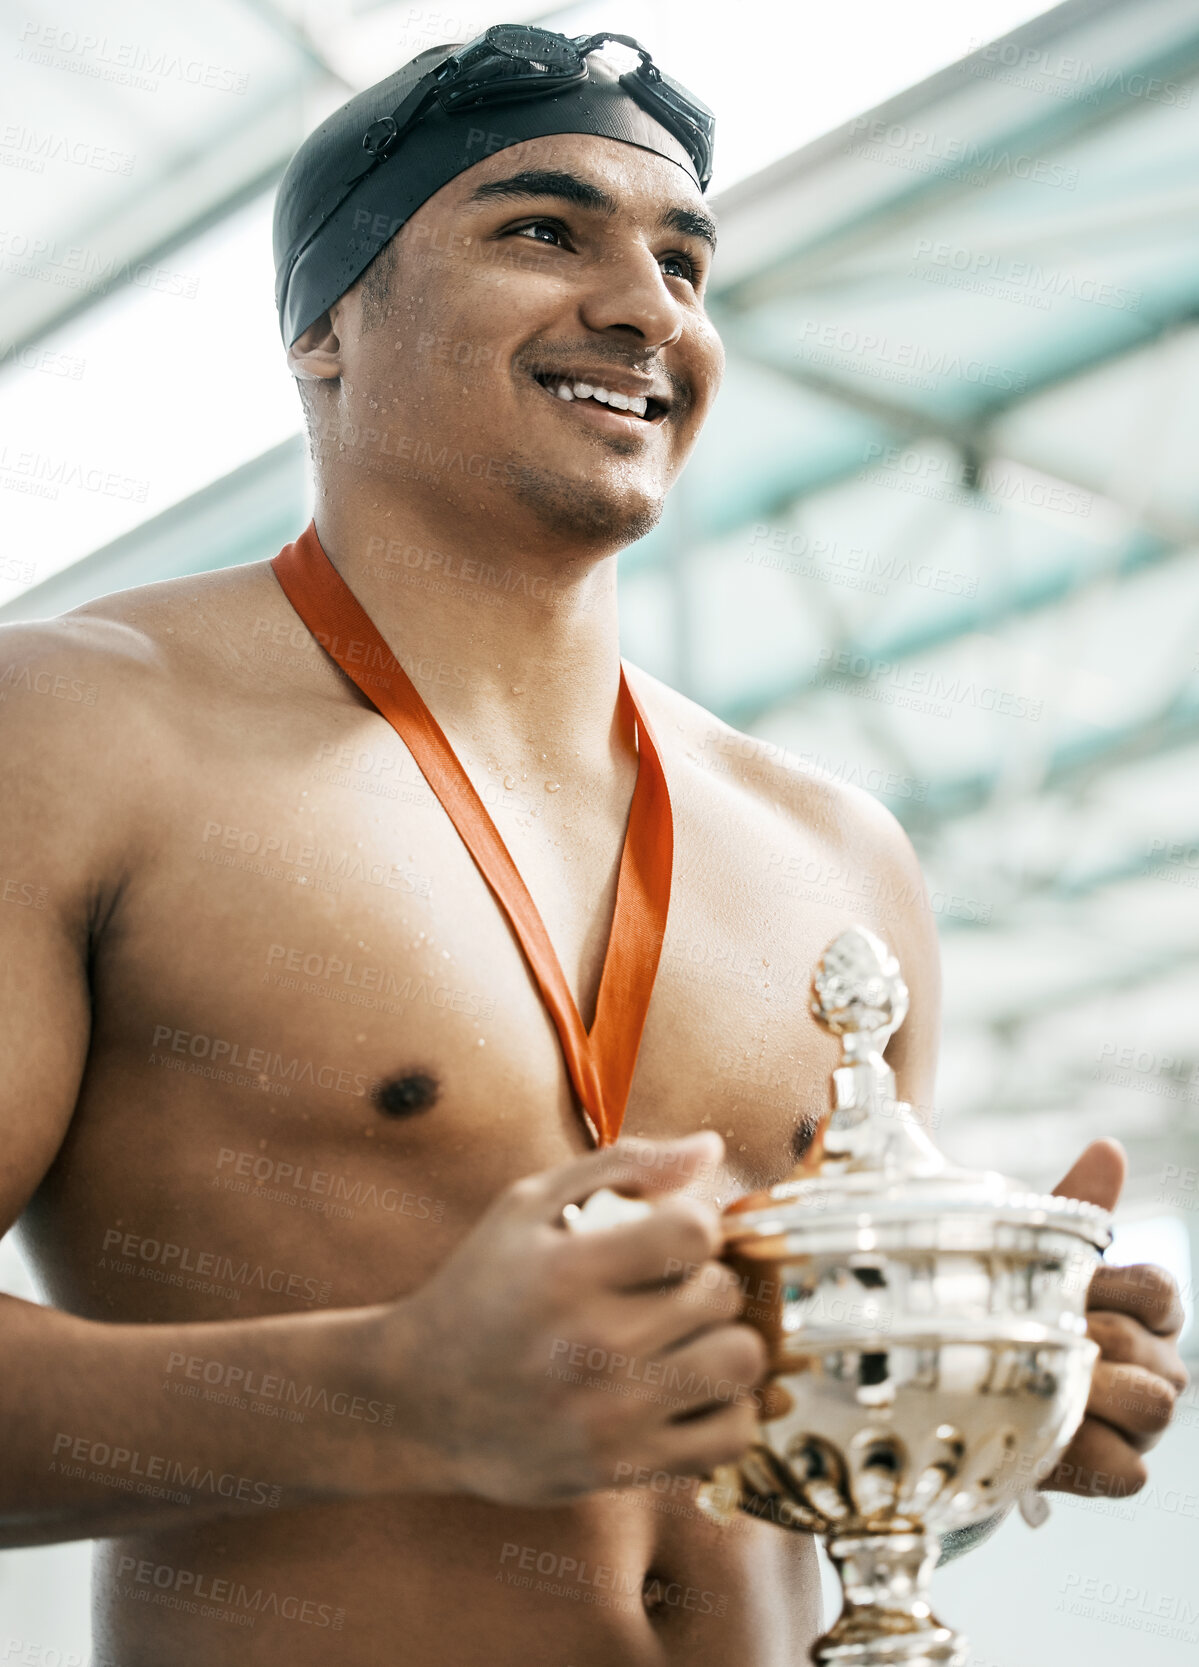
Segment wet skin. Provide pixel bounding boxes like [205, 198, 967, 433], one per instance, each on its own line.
[1, 129, 1184, 1666]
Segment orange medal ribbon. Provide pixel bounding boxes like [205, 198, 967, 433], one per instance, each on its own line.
[271, 521, 673, 1147]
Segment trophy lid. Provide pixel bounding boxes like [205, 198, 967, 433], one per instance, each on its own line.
[723, 926, 1111, 1254]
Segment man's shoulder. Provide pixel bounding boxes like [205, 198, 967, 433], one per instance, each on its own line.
[0, 560, 281, 699]
[627, 661, 922, 876]
[0, 559, 285, 778]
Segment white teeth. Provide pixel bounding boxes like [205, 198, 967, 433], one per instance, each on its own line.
[544, 375, 654, 418]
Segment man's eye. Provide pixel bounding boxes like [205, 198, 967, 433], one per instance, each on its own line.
[511, 219, 566, 246]
[661, 252, 697, 283]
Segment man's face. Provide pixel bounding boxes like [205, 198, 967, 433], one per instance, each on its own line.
[322, 132, 724, 550]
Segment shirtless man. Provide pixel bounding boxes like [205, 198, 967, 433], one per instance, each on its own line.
[0, 26, 1186, 1667]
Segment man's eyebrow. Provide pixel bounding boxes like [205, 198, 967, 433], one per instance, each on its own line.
[660, 204, 718, 253]
[465, 169, 615, 214]
[465, 169, 718, 252]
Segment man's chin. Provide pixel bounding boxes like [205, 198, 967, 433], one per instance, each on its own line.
[507, 461, 665, 549]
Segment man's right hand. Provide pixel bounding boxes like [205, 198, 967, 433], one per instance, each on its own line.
[369, 1132, 767, 1505]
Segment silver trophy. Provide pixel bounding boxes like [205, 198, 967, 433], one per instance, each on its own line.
[699, 925, 1110, 1666]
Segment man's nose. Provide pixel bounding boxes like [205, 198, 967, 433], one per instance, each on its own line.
[577, 244, 685, 351]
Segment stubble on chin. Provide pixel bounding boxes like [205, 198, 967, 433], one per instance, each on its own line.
[506, 458, 665, 547]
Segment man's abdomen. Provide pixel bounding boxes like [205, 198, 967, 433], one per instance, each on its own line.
[93, 1490, 823, 1666]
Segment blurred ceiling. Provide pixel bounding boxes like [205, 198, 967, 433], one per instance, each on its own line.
[1, 0, 1197, 1236]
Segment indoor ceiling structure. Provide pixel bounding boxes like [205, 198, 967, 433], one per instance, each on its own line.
[2, 0, 1197, 1278]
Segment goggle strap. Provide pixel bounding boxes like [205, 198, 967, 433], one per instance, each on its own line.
[279, 26, 712, 323]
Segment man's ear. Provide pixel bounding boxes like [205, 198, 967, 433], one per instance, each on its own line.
[287, 310, 342, 383]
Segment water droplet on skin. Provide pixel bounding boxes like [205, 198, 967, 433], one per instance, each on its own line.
[511, 684, 526, 695]
[503, 774, 516, 790]
[545, 782, 561, 793]
[726, 1129, 735, 1138]
[739, 1145, 748, 1153]
[477, 1037, 485, 1046]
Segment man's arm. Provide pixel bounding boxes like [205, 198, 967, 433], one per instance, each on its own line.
[0, 619, 405, 1543]
[0, 622, 767, 1545]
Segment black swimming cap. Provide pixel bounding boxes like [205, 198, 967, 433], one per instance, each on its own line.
[273, 41, 704, 348]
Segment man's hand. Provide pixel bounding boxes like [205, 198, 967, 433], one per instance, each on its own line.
[1040, 1138, 1189, 1499]
[368, 1132, 768, 1507]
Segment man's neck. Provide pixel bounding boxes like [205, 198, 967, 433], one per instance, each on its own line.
[311, 494, 630, 784]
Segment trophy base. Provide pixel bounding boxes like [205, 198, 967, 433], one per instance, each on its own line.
[814, 1531, 966, 1667]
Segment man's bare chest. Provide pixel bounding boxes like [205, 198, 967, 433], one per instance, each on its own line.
[28, 694, 875, 1319]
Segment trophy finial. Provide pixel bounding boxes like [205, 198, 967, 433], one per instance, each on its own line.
[803, 925, 937, 1177]
[810, 925, 908, 1052]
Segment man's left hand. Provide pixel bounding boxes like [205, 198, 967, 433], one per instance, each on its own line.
[1040, 1138, 1189, 1498]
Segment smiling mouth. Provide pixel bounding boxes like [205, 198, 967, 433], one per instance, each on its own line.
[530, 371, 669, 424]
